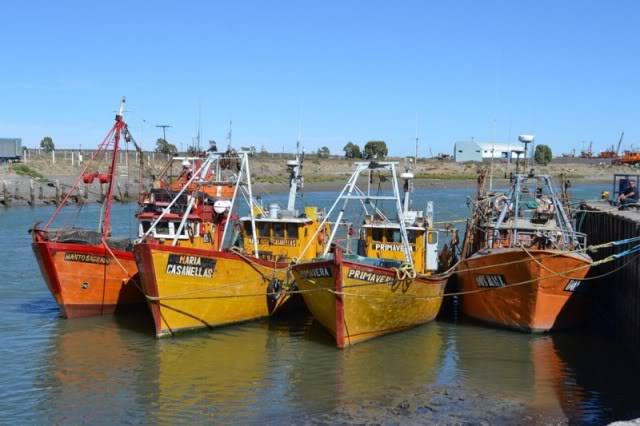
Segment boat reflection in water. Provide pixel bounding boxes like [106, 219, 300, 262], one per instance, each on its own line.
[451, 320, 640, 423]
[34, 311, 640, 423]
[36, 315, 150, 423]
[135, 315, 445, 423]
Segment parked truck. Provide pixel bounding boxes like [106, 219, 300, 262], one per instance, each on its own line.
[0, 138, 22, 162]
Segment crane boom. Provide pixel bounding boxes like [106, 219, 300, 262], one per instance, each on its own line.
[616, 131, 625, 157]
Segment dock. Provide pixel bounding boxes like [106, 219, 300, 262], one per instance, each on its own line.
[578, 201, 640, 361]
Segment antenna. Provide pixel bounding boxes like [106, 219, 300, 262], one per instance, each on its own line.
[226, 120, 232, 150]
[197, 101, 202, 151]
[415, 114, 419, 162]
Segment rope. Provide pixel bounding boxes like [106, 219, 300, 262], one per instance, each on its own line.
[123, 241, 640, 303]
[392, 263, 417, 281]
[326, 251, 640, 300]
[100, 237, 146, 295]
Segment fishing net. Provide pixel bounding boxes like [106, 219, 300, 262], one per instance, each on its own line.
[44, 229, 133, 251]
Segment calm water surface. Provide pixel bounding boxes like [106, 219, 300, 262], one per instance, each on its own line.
[1, 183, 638, 424]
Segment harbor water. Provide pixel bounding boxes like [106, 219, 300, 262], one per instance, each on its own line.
[1, 183, 639, 424]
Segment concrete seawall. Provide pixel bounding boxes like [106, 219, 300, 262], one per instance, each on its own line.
[578, 201, 640, 361]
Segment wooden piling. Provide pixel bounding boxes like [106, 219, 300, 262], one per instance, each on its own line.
[29, 179, 35, 206]
[54, 179, 60, 204]
[2, 180, 9, 206]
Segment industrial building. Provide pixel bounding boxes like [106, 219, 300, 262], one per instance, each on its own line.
[453, 140, 524, 162]
[0, 138, 22, 162]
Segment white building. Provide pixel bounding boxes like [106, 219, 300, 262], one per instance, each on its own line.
[454, 140, 524, 162]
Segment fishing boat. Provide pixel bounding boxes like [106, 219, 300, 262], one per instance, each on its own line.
[457, 167, 592, 332]
[31, 98, 144, 318]
[239, 151, 329, 263]
[134, 151, 329, 337]
[290, 161, 451, 348]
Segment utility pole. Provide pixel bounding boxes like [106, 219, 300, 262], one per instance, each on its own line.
[226, 120, 233, 151]
[156, 124, 172, 144]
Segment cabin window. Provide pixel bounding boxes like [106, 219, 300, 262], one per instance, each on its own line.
[286, 223, 299, 239]
[273, 223, 285, 238]
[258, 222, 270, 237]
[372, 228, 383, 242]
[243, 221, 253, 237]
[385, 229, 401, 243]
[155, 221, 171, 236]
[407, 230, 417, 244]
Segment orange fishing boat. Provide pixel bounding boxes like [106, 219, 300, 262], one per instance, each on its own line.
[291, 162, 452, 348]
[134, 150, 329, 337]
[457, 169, 592, 332]
[31, 98, 144, 318]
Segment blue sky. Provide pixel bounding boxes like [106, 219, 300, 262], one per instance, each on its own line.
[1, 0, 638, 156]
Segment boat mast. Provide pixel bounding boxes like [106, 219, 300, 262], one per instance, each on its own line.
[99, 97, 126, 238]
[286, 141, 304, 212]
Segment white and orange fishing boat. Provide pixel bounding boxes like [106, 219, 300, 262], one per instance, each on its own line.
[31, 98, 144, 318]
[291, 161, 452, 348]
[134, 150, 329, 337]
[457, 165, 592, 332]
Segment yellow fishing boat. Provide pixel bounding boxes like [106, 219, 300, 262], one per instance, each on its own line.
[291, 162, 452, 348]
[134, 150, 328, 337]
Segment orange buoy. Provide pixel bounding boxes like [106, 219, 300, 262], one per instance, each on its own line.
[98, 173, 110, 184]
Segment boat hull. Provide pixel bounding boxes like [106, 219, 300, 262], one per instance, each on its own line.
[457, 248, 592, 332]
[134, 243, 289, 337]
[31, 230, 142, 318]
[291, 255, 448, 348]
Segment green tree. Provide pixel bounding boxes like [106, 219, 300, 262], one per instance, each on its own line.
[534, 144, 553, 165]
[317, 146, 331, 158]
[155, 138, 178, 155]
[40, 136, 55, 153]
[363, 140, 388, 160]
[343, 142, 361, 159]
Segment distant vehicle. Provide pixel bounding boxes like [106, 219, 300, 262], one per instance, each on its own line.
[436, 153, 452, 161]
[0, 138, 22, 162]
[614, 151, 640, 165]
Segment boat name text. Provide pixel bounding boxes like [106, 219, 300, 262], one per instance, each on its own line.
[347, 268, 395, 284]
[259, 238, 298, 247]
[564, 279, 582, 292]
[166, 254, 215, 278]
[475, 274, 506, 288]
[64, 252, 110, 265]
[299, 267, 332, 279]
[372, 243, 415, 252]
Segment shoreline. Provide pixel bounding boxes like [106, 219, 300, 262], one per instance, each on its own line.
[0, 175, 613, 209]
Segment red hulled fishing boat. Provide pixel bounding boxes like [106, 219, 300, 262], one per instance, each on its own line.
[31, 98, 144, 318]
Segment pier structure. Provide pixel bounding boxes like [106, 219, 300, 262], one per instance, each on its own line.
[578, 201, 640, 361]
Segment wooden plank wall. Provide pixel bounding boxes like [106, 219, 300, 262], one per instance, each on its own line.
[578, 202, 640, 360]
